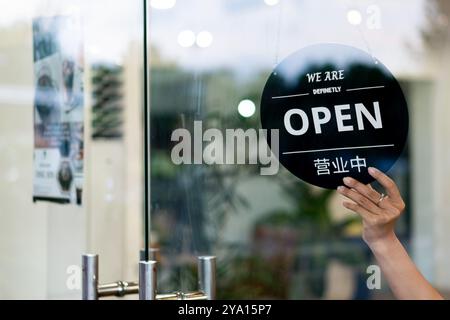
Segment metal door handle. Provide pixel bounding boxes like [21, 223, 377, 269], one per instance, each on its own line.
[81, 253, 217, 300]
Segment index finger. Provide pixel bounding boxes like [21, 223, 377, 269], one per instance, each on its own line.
[368, 167, 402, 201]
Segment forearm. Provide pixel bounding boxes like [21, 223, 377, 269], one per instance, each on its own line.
[338, 170, 444, 299]
[369, 234, 443, 300]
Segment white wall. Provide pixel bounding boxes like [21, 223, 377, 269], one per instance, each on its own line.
[0, 22, 52, 300]
[410, 80, 435, 283]
[431, 54, 450, 289]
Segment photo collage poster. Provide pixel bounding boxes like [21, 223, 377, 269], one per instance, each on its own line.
[32, 15, 85, 205]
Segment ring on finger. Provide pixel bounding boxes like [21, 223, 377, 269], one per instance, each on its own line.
[377, 193, 387, 205]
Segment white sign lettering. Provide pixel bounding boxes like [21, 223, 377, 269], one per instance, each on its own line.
[284, 102, 383, 136]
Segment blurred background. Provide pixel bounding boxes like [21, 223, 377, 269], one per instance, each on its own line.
[1, 0, 450, 299]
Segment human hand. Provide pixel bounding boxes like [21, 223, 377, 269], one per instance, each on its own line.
[337, 167, 406, 249]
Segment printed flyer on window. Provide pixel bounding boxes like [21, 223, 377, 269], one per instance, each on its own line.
[32, 15, 85, 205]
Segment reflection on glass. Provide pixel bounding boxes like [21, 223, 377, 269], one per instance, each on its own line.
[147, 0, 442, 299]
[0, 0, 450, 300]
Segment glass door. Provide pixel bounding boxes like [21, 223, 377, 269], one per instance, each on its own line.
[2, 0, 450, 300]
[147, 0, 450, 299]
[0, 0, 143, 299]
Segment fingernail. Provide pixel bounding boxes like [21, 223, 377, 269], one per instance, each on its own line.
[343, 177, 352, 185]
[337, 186, 345, 192]
[368, 167, 378, 175]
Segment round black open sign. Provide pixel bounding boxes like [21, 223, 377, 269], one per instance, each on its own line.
[260, 44, 409, 189]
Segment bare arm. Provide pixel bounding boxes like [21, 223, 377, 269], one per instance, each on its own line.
[337, 167, 443, 300]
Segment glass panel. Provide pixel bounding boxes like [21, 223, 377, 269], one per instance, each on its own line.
[149, 0, 450, 299]
[0, 0, 143, 299]
[1, 0, 450, 300]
